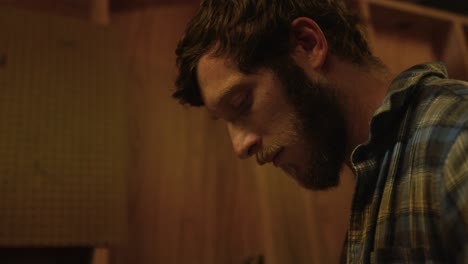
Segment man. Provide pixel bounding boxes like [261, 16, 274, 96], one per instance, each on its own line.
[172, 0, 468, 263]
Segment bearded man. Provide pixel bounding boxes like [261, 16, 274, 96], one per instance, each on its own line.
[172, 0, 468, 263]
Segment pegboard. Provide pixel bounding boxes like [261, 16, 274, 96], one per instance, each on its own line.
[0, 8, 128, 246]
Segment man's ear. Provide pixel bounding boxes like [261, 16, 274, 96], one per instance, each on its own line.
[290, 17, 328, 69]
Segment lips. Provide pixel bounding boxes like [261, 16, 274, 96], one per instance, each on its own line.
[257, 147, 283, 166]
[257, 148, 282, 165]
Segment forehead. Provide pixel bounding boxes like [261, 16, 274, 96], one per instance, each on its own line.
[196, 54, 244, 106]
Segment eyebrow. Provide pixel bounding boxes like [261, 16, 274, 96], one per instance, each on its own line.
[206, 82, 246, 120]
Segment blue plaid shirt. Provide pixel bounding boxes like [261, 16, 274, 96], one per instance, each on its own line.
[344, 62, 468, 263]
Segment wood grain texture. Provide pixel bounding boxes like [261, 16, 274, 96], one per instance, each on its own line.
[368, 0, 468, 23]
[367, 0, 468, 80]
[110, 0, 200, 11]
[0, 0, 89, 18]
[462, 23, 468, 78]
[90, 0, 110, 25]
[465, 24, 468, 45]
[111, 6, 265, 264]
[111, 2, 468, 263]
[440, 23, 468, 80]
[255, 166, 354, 264]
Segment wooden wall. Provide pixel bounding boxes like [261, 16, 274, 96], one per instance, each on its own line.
[111, 4, 354, 264]
[0, 0, 90, 18]
[110, 2, 468, 263]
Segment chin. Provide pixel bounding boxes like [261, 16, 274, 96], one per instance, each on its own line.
[282, 164, 341, 190]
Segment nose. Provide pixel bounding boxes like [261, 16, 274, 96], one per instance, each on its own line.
[227, 123, 261, 159]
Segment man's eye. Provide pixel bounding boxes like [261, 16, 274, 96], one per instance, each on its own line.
[237, 94, 252, 114]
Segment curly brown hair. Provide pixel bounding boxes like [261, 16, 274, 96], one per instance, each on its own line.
[173, 0, 376, 106]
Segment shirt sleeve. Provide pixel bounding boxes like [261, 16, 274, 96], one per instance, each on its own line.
[441, 128, 468, 263]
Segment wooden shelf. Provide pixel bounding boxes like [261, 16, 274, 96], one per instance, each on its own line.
[365, 0, 468, 80]
[368, 0, 468, 24]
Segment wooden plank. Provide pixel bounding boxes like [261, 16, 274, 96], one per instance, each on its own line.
[111, 6, 265, 264]
[368, 1, 454, 74]
[110, 0, 200, 11]
[463, 23, 468, 77]
[92, 248, 109, 264]
[368, 0, 468, 24]
[90, 0, 110, 25]
[440, 22, 468, 80]
[0, 0, 89, 18]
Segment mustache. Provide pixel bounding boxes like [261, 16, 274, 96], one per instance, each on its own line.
[256, 115, 302, 165]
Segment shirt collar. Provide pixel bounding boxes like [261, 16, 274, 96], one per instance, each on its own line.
[350, 62, 448, 207]
[373, 62, 448, 118]
[351, 62, 448, 166]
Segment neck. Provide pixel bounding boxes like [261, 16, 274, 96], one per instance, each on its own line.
[325, 57, 394, 166]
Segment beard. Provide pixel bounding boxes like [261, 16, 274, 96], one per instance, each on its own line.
[271, 57, 347, 190]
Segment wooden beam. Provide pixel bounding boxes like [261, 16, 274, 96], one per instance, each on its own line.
[90, 0, 110, 25]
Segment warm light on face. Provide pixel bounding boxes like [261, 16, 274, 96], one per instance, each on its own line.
[197, 54, 347, 190]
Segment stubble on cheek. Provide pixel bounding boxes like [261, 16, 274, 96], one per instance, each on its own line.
[255, 108, 304, 164]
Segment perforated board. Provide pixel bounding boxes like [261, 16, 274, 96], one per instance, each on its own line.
[0, 8, 128, 246]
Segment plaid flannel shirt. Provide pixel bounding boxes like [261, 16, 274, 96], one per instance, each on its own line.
[344, 62, 468, 263]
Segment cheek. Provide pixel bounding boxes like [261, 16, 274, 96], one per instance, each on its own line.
[265, 112, 303, 147]
[255, 108, 296, 139]
[252, 91, 297, 136]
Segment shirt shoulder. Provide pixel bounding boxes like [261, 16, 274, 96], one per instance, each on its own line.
[413, 76, 468, 127]
[408, 77, 468, 163]
[404, 77, 468, 260]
